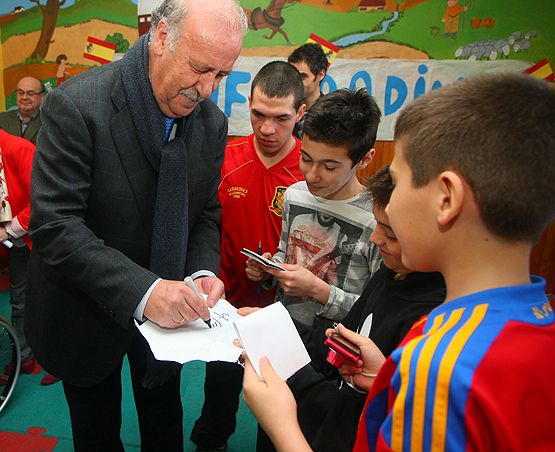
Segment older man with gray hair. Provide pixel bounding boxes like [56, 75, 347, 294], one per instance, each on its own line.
[24, 0, 247, 450]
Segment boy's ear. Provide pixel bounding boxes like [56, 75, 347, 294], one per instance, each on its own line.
[357, 148, 375, 169]
[248, 95, 252, 107]
[296, 103, 307, 122]
[436, 170, 464, 226]
[316, 69, 326, 84]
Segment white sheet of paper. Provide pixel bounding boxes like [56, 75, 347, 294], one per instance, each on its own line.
[233, 302, 310, 380]
[136, 299, 242, 364]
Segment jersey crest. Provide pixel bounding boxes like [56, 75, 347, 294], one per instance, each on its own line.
[269, 186, 287, 216]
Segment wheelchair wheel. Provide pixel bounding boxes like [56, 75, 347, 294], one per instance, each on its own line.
[0, 317, 21, 414]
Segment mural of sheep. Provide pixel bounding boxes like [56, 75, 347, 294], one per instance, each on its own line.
[454, 30, 537, 60]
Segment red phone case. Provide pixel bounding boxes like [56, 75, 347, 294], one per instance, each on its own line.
[324, 333, 360, 367]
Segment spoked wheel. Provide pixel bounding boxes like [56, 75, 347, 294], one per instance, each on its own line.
[0, 317, 21, 414]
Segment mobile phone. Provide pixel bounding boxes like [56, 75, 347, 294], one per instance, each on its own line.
[324, 332, 361, 367]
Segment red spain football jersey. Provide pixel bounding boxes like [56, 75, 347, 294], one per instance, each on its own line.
[218, 134, 303, 308]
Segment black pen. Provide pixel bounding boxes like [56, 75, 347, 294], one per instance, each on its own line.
[256, 240, 262, 295]
[184, 276, 212, 328]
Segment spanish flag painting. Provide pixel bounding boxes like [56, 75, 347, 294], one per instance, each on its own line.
[306, 33, 340, 67]
[524, 58, 554, 82]
[83, 37, 116, 65]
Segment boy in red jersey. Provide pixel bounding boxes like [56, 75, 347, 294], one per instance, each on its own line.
[241, 73, 555, 451]
[190, 61, 305, 451]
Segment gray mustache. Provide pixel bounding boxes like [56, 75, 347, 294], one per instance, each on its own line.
[179, 88, 204, 103]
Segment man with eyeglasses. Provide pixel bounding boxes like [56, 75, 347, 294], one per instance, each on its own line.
[0, 76, 45, 144]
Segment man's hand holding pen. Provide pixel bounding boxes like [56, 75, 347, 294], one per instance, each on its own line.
[185, 276, 217, 328]
[144, 276, 224, 329]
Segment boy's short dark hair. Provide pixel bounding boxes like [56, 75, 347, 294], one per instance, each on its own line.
[287, 43, 329, 77]
[366, 165, 393, 210]
[394, 73, 555, 242]
[303, 88, 381, 165]
[250, 61, 304, 110]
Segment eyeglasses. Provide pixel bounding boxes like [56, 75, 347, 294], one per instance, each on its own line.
[15, 89, 44, 97]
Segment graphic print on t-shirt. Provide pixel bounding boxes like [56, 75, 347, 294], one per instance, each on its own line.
[285, 204, 364, 298]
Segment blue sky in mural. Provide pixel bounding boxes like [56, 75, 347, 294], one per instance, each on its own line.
[0, 0, 138, 15]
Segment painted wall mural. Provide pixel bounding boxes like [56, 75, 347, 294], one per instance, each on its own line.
[0, 0, 138, 109]
[1, 0, 554, 138]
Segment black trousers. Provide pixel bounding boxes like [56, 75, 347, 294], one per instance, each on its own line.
[190, 360, 244, 449]
[62, 330, 183, 452]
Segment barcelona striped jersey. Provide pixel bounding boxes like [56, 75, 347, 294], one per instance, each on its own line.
[354, 276, 555, 451]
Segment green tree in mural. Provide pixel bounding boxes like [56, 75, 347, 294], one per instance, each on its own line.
[29, 0, 66, 62]
[105, 32, 130, 53]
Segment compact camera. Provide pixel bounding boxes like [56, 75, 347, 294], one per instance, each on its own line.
[324, 332, 361, 368]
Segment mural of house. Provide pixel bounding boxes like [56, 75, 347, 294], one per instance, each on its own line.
[137, 13, 151, 36]
[359, 0, 386, 12]
[137, 0, 161, 36]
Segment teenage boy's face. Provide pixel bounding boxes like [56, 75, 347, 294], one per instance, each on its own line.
[290, 60, 324, 103]
[250, 87, 304, 157]
[370, 206, 410, 275]
[386, 141, 435, 272]
[300, 135, 369, 200]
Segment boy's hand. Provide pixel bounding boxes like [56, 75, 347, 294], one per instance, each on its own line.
[245, 252, 274, 282]
[237, 306, 261, 316]
[326, 324, 386, 393]
[243, 355, 310, 450]
[266, 263, 331, 304]
[0, 225, 8, 242]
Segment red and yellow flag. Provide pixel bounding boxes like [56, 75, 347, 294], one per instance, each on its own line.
[83, 37, 116, 65]
[306, 33, 340, 67]
[524, 58, 554, 82]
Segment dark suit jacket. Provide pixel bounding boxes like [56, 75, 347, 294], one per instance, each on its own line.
[0, 109, 42, 144]
[25, 59, 225, 387]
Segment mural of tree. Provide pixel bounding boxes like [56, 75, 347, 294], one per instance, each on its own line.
[29, 0, 66, 62]
[105, 32, 130, 53]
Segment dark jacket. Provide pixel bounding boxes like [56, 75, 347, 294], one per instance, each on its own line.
[287, 265, 446, 452]
[0, 109, 42, 144]
[25, 55, 225, 387]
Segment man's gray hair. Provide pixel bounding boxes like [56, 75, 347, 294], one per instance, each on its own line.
[149, 0, 248, 51]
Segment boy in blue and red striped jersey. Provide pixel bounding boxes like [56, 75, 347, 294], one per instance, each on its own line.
[241, 73, 555, 452]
